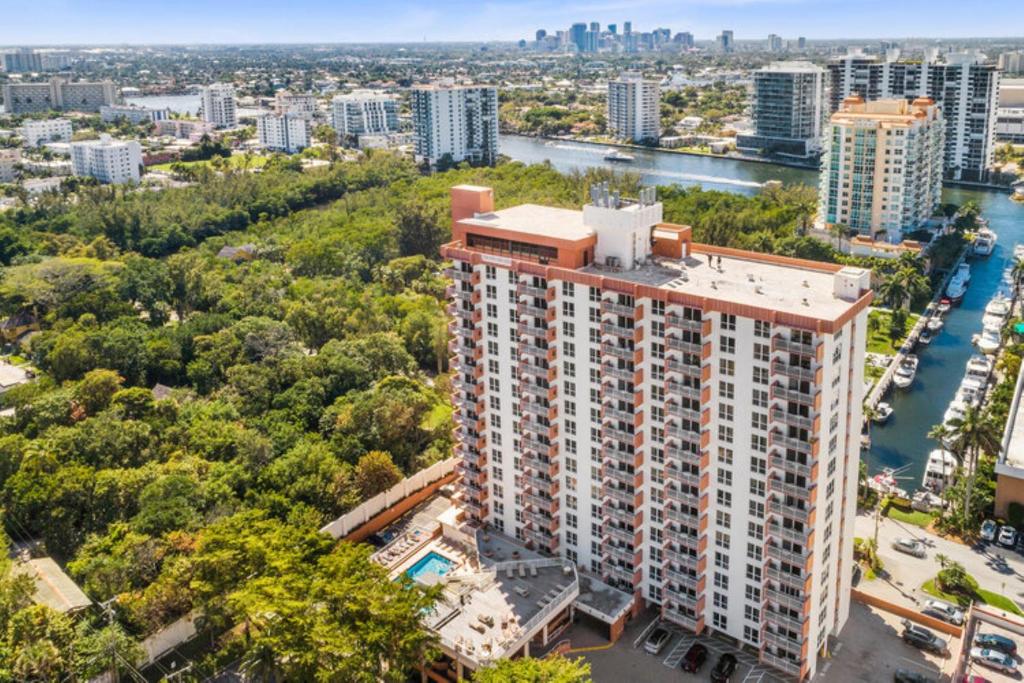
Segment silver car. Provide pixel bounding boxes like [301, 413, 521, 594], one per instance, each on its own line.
[970, 647, 1017, 674]
[892, 537, 927, 558]
[922, 599, 964, 625]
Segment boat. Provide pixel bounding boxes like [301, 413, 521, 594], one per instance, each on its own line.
[973, 324, 1001, 354]
[973, 227, 997, 256]
[919, 328, 934, 345]
[604, 148, 635, 162]
[965, 354, 994, 380]
[872, 402, 893, 423]
[892, 355, 919, 389]
[943, 400, 967, 427]
[1014, 243, 1024, 261]
[946, 277, 968, 302]
[926, 316, 944, 332]
[955, 262, 971, 283]
[936, 298, 952, 314]
[983, 294, 1012, 328]
[956, 376, 986, 405]
[922, 449, 958, 494]
[869, 468, 908, 498]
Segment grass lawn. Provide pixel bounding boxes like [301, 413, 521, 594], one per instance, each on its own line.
[922, 579, 1024, 616]
[150, 154, 269, 173]
[867, 309, 921, 355]
[865, 364, 886, 384]
[886, 506, 935, 528]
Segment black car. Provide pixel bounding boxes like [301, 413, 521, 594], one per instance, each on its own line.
[900, 620, 948, 655]
[893, 669, 937, 683]
[710, 653, 738, 683]
[680, 643, 708, 673]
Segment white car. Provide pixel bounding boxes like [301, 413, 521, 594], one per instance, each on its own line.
[998, 525, 1017, 548]
[970, 647, 1017, 674]
[892, 537, 927, 558]
[922, 599, 965, 625]
[980, 519, 997, 542]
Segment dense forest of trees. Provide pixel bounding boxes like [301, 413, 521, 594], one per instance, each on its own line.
[0, 153, 892, 678]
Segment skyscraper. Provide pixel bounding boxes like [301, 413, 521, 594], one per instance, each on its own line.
[199, 83, 237, 129]
[607, 72, 661, 143]
[827, 51, 1000, 181]
[442, 182, 871, 682]
[717, 30, 734, 52]
[411, 82, 499, 168]
[2, 48, 42, 73]
[819, 97, 945, 241]
[569, 23, 588, 53]
[736, 61, 825, 158]
[256, 113, 310, 153]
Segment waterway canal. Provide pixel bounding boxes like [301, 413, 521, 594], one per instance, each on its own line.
[499, 134, 1024, 486]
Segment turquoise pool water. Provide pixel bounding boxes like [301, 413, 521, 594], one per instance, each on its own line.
[406, 551, 454, 581]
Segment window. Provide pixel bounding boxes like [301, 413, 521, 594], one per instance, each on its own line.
[485, 265, 496, 280]
[718, 404, 734, 422]
[753, 343, 770, 362]
[719, 381, 734, 400]
[712, 613, 728, 630]
[752, 367, 769, 385]
[743, 625, 760, 645]
[720, 336, 735, 354]
[744, 605, 760, 622]
[562, 282, 575, 296]
[722, 314, 736, 331]
[719, 359, 735, 377]
[718, 425, 733, 444]
[752, 389, 768, 408]
[714, 592, 728, 610]
[717, 469, 732, 487]
[754, 320, 771, 338]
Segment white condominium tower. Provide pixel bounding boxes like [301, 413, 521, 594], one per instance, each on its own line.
[411, 81, 499, 168]
[442, 183, 872, 681]
[819, 97, 944, 241]
[274, 91, 318, 119]
[607, 72, 661, 143]
[331, 91, 400, 137]
[200, 83, 237, 129]
[827, 51, 1000, 182]
[737, 62, 825, 158]
[70, 134, 142, 184]
[256, 113, 310, 153]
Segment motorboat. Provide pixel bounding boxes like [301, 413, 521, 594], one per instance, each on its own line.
[926, 316, 944, 332]
[956, 376, 986, 405]
[1014, 243, 1024, 261]
[936, 298, 952, 314]
[873, 402, 894, 423]
[922, 449, 958, 494]
[892, 355, 919, 389]
[604, 148, 635, 162]
[984, 293, 1012, 320]
[973, 228, 997, 256]
[965, 354, 994, 380]
[919, 328, 934, 345]
[946, 277, 968, 302]
[943, 400, 967, 427]
[955, 262, 971, 283]
[973, 324, 1001, 354]
[869, 468, 908, 498]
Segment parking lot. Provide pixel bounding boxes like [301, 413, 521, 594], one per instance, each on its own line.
[548, 607, 786, 683]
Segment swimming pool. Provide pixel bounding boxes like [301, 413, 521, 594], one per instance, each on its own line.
[405, 551, 455, 582]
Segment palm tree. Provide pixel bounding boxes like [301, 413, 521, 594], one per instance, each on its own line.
[935, 553, 950, 569]
[927, 422, 954, 502]
[878, 275, 909, 311]
[946, 405, 1001, 534]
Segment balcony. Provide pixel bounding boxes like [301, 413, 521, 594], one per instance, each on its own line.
[601, 321, 638, 339]
[666, 357, 703, 377]
[602, 503, 638, 525]
[771, 359, 819, 383]
[521, 400, 555, 420]
[766, 587, 808, 613]
[666, 380, 702, 401]
[665, 504, 698, 525]
[605, 485, 638, 506]
[667, 405, 702, 422]
[664, 464, 701, 488]
[604, 542, 639, 565]
[766, 542, 811, 567]
[603, 385, 639, 404]
[768, 498, 815, 524]
[761, 651, 803, 677]
[522, 508, 556, 530]
[663, 585, 699, 610]
[666, 336, 703, 355]
[603, 466, 639, 488]
[604, 524, 637, 544]
[523, 527, 558, 553]
[454, 306, 481, 324]
[520, 362, 557, 383]
[768, 477, 815, 501]
[449, 269, 478, 283]
[520, 435, 556, 458]
[769, 455, 813, 479]
[602, 342, 640, 363]
[453, 288, 479, 303]
[664, 566, 699, 590]
[602, 363, 639, 383]
[771, 407, 816, 432]
[771, 382, 820, 407]
[767, 566, 809, 592]
[663, 604, 699, 631]
[603, 425, 639, 446]
[772, 334, 821, 357]
[601, 300, 637, 317]
[665, 313, 703, 332]
[764, 629, 805, 651]
[602, 406, 636, 424]
[517, 283, 549, 299]
[604, 562, 638, 585]
[665, 444, 703, 466]
[766, 520, 812, 545]
[765, 606, 808, 634]
[665, 533, 700, 555]
[459, 466, 487, 487]
[665, 486, 701, 508]
[518, 303, 549, 319]
[518, 322, 554, 341]
[603, 447, 638, 467]
[521, 381, 556, 402]
[460, 449, 485, 467]
[522, 491, 556, 510]
[520, 341, 556, 363]
[769, 430, 817, 455]
[665, 424, 702, 445]
[520, 472, 557, 495]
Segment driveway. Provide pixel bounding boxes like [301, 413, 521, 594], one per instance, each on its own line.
[855, 511, 1024, 612]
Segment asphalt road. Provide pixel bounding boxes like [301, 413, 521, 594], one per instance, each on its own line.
[855, 511, 1024, 611]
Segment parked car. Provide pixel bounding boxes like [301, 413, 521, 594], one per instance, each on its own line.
[892, 538, 927, 558]
[980, 519, 998, 542]
[969, 647, 1017, 674]
[922, 599, 965, 625]
[998, 525, 1017, 548]
[973, 632, 1017, 656]
[959, 675, 992, 683]
[643, 626, 671, 654]
[901, 620, 948, 655]
[894, 670, 937, 683]
[710, 653, 738, 683]
[680, 643, 708, 673]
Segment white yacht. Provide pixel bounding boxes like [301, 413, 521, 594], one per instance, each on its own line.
[873, 402, 894, 423]
[919, 327, 934, 345]
[926, 316, 944, 332]
[604, 148, 635, 162]
[956, 376, 986, 406]
[946, 276, 968, 302]
[892, 355, 919, 389]
[983, 293, 1012, 329]
[973, 228, 997, 256]
[943, 400, 967, 427]
[973, 324, 1001, 354]
[936, 298, 952, 314]
[922, 449, 958, 494]
[955, 262, 971, 283]
[965, 354, 994, 380]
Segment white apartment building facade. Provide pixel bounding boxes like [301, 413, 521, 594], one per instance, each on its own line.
[100, 104, 171, 125]
[410, 82, 499, 168]
[19, 118, 73, 147]
[0, 149, 19, 183]
[200, 84, 237, 129]
[819, 97, 945, 241]
[442, 183, 872, 681]
[70, 134, 142, 184]
[607, 73, 660, 143]
[274, 91, 318, 119]
[256, 113, 310, 153]
[737, 62, 825, 158]
[827, 52, 1000, 181]
[331, 91, 400, 137]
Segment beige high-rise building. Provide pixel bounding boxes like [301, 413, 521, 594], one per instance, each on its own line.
[819, 96, 944, 241]
[443, 183, 872, 681]
[607, 72, 661, 143]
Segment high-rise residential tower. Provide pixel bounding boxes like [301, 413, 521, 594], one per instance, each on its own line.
[331, 91, 400, 137]
[737, 61, 825, 158]
[256, 113, 310, 153]
[607, 72, 661, 143]
[199, 83, 237, 129]
[70, 134, 142, 185]
[410, 82, 499, 168]
[442, 183, 871, 682]
[819, 97, 945, 241]
[827, 52, 1000, 181]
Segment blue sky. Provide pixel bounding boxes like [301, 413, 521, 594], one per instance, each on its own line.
[2, 0, 1019, 45]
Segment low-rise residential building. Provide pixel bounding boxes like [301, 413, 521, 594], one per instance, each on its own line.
[70, 134, 143, 184]
[100, 104, 171, 125]
[819, 97, 944, 241]
[154, 118, 218, 142]
[356, 131, 413, 150]
[2, 77, 118, 114]
[19, 118, 73, 147]
[331, 91, 400, 138]
[256, 113, 310, 153]
[0, 149, 20, 183]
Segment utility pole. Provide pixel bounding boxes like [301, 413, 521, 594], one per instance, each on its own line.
[99, 597, 119, 683]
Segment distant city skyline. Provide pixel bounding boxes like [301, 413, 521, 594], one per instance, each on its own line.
[2, 0, 1022, 46]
